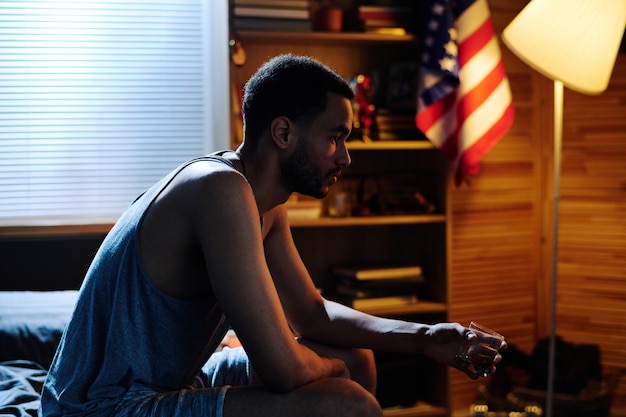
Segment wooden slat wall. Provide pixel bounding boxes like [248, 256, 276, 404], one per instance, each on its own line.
[447, 0, 626, 412]
[557, 55, 626, 410]
[446, 0, 547, 411]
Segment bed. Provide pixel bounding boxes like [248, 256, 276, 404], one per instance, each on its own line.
[0, 289, 242, 417]
[0, 290, 78, 416]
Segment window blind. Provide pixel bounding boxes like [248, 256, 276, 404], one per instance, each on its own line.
[0, 0, 226, 226]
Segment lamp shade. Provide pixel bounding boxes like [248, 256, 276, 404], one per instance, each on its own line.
[502, 0, 626, 94]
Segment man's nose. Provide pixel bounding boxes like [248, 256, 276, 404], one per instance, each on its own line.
[338, 143, 351, 167]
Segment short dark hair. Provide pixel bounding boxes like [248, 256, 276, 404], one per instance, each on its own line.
[242, 54, 354, 142]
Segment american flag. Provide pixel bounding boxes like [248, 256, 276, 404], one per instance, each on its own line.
[416, 0, 515, 186]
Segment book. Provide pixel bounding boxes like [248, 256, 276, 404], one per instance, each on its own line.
[334, 279, 421, 299]
[332, 265, 423, 281]
[363, 27, 407, 36]
[358, 5, 416, 33]
[331, 294, 419, 310]
[233, 0, 309, 7]
[358, 5, 412, 14]
[336, 271, 423, 289]
[233, 17, 311, 31]
[233, 6, 310, 20]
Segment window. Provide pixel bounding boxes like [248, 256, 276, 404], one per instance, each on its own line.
[0, 0, 229, 226]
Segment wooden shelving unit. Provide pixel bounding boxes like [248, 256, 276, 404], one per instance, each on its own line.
[289, 214, 445, 228]
[230, 14, 450, 416]
[360, 300, 447, 318]
[234, 30, 417, 44]
[346, 140, 435, 150]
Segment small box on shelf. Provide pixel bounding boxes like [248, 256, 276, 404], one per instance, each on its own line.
[285, 194, 322, 221]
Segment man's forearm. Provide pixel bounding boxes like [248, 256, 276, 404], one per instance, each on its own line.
[298, 299, 431, 355]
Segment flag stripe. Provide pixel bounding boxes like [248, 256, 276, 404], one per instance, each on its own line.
[456, 0, 491, 43]
[464, 102, 515, 169]
[455, 102, 515, 184]
[416, 91, 456, 146]
[457, 60, 509, 136]
[415, 90, 455, 130]
[459, 36, 503, 96]
[457, 76, 514, 150]
[457, 18, 494, 68]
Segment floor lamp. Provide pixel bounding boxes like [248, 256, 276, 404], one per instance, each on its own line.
[501, 1, 626, 417]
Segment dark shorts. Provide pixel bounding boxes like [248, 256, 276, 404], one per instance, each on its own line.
[112, 347, 251, 417]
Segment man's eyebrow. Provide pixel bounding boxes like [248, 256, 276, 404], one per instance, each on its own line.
[331, 125, 351, 135]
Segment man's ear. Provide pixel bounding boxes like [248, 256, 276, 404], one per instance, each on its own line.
[270, 116, 292, 150]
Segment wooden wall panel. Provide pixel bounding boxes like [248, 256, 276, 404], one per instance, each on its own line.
[557, 55, 626, 411]
[447, 14, 626, 413]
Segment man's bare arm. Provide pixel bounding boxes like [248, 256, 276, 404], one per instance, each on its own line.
[188, 169, 348, 391]
[263, 204, 505, 375]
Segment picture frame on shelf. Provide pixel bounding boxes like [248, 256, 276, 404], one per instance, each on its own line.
[387, 61, 418, 109]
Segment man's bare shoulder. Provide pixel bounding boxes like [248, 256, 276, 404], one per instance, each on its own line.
[160, 158, 249, 210]
[139, 158, 257, 298]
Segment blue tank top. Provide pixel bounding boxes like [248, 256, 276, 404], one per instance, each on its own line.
[40, 153, 239, 417]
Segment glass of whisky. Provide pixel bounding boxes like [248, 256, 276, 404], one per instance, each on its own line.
[456, 321, 505, 378]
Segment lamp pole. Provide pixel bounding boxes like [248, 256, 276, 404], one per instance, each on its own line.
[546, 78, 563, 417]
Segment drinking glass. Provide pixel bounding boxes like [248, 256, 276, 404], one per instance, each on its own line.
[456, 321, 505, 378]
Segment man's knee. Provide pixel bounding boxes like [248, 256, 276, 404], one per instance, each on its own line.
[346, 348, 375, 372]
[223, 377, 382, 417]
[317, 378, 382, 417]
[343, 348, 377, 394]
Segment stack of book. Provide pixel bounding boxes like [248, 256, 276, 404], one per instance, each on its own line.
[375, 109, 423, 141]
[357, 4, 416, 35]
[232, 0, 311, 32]
[329, 265, 423, 310]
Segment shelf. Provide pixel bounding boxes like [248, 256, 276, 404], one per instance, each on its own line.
[347, 140, 435, 151]
[0, 223, 113, 237]
[359, 301, 447, 317]
[237, 30, 417, 44]
[289, 214, 445, 228]
[383, 401, 448, 417]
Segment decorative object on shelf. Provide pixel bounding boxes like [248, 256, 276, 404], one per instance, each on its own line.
[353, 173, 436, 216]
[313, 6, 343, 32]
[327, 190, 351, 218]
[501, 2, 626, 417]
[229, 35, 246, 67]
[387, 61, 418, 109]
[285, 194, 323, 220]
[348, 73, 378, 141]
[415, 0, 514, 186]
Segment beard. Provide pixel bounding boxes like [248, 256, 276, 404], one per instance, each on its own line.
[280, 139, 337, 199]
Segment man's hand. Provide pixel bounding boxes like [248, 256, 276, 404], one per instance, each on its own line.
[421, 323, 507, 379]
